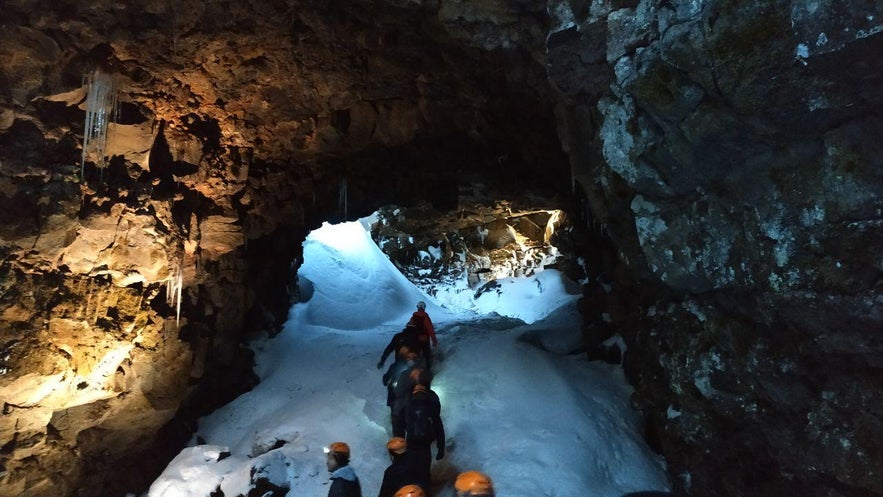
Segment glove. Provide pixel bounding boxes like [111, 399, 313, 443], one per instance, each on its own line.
[436, 447, 445, 460]
[377, 361, 384, 370]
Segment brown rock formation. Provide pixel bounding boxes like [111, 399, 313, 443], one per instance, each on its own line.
[0, 1, 881, 497]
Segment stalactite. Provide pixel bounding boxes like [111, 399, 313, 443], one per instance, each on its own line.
[80, 69, 119, 179]
[165, 257, 184, 326]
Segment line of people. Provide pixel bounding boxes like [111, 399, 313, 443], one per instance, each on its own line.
[324, 440, 494, 497]
[324, 301, 496, 497]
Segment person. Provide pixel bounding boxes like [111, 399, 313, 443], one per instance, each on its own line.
[383, 349, 425, 436]
[324, 441, 362, 497]
[378, 437, 422, 497]
[454, 471, 494, 497]
[378, 321, 423, 370]
[393, 485, 426, 497]
[404, 382, 445, 488]
[409, 301, 438, 369]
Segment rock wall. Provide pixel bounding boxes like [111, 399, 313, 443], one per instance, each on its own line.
[0, 1, 566, 495]
[547, 1, 883, 496]
[2, 0, 882, 496]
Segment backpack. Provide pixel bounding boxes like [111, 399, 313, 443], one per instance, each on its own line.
[390, 363, 415, 400]
[405, 391, 433, 442]
[410, 314, 429, 343]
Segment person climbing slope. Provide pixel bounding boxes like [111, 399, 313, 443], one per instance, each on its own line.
[378, 437, 422, 497]
[409, 301, 437, 370]
[404, 380, 445, 488]
[378, 321, 423, 370]
[383, 349, 425, 436]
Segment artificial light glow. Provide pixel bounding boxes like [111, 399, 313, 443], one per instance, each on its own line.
[429, 380, 446, 409]
[545, 209, 563, 243]
[3, 342, 135, 411]
[85, 343, 134, 387]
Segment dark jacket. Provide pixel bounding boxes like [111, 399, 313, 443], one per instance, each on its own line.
[383, 357, 425, 408]
[328, 464, 362, 497]
[377, 452, 422, 497]
[378, 326, 422, 368]
[404, 387, 445, 487]
[405, 388, 445, 451]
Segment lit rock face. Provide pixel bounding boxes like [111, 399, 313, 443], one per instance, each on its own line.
[0, 1, 564, 496]
[550, 1, 883, 496]
[370, 197, 577, 298]
[1, 1, 882, 497]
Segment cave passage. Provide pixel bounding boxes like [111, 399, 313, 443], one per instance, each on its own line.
[145, 218, 671, 497]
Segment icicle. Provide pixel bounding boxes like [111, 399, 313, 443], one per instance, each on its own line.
[165, 257, 184, 326]
[81, 69, 118, 179]
[175, 264, 182, 326]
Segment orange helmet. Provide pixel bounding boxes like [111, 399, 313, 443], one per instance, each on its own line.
[455, 471, 494, 496]
[387, 437, 407, 455]
[394, 484, 426, 497]
[409, 367, 426, 383]
[324, 442, 350, 459]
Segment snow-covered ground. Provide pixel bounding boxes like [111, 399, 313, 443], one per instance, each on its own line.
[146, 219, 670, 497]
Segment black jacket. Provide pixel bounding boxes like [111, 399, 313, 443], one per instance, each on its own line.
[383, 358, 424, 407]
[378, 327, 422, 367]
[377, 452, 422, 497]
[405, 389, 445, 451]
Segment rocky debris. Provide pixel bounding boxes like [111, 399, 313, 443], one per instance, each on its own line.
[369, 190, 582, 301]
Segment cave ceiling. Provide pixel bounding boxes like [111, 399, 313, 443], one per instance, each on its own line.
[4, 0, 573, 222]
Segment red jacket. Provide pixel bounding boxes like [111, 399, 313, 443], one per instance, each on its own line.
[410, 309, 437, 347]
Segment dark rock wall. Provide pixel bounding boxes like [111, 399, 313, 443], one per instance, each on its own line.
[548, 1, 883, 496]
[1, 1, 881, 496]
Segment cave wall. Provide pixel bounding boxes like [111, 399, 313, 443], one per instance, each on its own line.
[547, 1, 883, 496]
[0, 1, 565, 495]
[1, 1, 882, 496]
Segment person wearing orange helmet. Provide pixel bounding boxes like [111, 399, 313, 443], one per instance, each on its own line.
[404, 380, 445, 488]
[393, 484, 426, 497]
[377, 320, 423, 370]
[324, 441, 362, 497]
[454, 471, 494, 497]
[382, 349, 425, 436]
[378, 437, 422, 497]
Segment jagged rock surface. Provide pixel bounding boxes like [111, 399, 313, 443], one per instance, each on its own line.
[0, 1, 881, 497]
[550, 2, 883, 496]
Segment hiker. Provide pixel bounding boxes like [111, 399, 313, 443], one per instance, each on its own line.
[383, 349, 425, 436]
[324, 442, 362, 497]
[378, 321, 423, 370]
[378, 437, 423, 497]
[404, 381, 445, 487]
[409, 301, 437, 369]
[454, 471, 494, 497]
